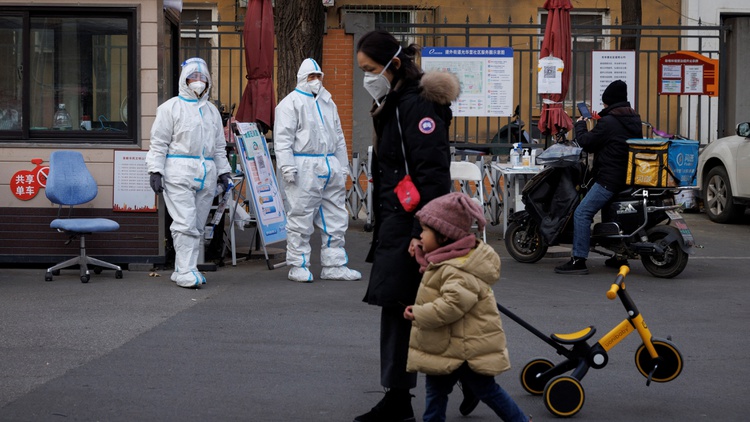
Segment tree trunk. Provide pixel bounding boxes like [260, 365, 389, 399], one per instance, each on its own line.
[274, 0, 325, 100]
[620, 0, 642, 51]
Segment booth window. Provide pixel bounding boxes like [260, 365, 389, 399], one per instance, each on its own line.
[0, 8, 136, 144]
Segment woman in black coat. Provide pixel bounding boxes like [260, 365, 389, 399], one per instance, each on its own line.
[354, 30, 461, 422]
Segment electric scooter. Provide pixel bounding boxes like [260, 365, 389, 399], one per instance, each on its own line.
[504, 147, 695, 278]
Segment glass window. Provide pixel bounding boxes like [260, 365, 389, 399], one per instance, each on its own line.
[0, 8, 136, 144]
[180, 8, 217, 72]
[0, 16, 23, 131]
[342, 6, 434, 46]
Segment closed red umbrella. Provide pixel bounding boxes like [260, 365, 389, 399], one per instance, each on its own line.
[538, 0, 573, 139]
[235, 0, 275, 133]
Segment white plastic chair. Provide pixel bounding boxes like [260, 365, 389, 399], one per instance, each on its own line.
[450, 161, 486, 242]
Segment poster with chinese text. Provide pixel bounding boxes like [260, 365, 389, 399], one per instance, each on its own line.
[236, 122, 287, 246]
[422, 47, 514, 117]
[113, 150, 156, 212]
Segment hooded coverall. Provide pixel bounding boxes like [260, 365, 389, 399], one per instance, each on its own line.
[274, 58, 355, 281]
[146, 57, 231, 287]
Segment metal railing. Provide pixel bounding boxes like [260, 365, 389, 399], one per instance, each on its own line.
[180, 17, 726, 227]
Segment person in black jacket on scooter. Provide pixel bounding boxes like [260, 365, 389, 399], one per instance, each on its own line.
[555, 80, 642, 274]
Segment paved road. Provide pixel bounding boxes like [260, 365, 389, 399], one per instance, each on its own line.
[1, 211, 749, 421]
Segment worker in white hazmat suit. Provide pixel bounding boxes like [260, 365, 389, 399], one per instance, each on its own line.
[274, 58, 362, 283]
[146, 57, 232, 288]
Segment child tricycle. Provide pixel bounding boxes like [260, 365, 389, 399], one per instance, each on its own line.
[499, 266, 683, 417]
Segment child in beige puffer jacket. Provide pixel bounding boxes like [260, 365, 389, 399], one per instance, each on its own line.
[404, 192, 528, 422]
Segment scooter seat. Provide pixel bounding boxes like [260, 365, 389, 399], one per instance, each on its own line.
[551, 326, 596, 344]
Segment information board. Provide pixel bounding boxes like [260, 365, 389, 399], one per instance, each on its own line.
[591, 51, 637, 111]
[421, 47, 514, 117]
[657, 51, 719, 96]
[113, 150, 156, 212]
[235, 122, 287, 246]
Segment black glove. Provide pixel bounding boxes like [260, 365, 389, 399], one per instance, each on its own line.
[218, 172, 232, 193]
[149, 172, 163, 194]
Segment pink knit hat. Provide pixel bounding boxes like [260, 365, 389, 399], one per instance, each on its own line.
[416, 192, 486, 240]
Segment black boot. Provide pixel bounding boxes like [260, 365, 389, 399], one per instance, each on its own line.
[458, 382, 480, 416]
[604, 256, 629, 269]
[353, 388, 415, 422]
[554, 257, 589, 274]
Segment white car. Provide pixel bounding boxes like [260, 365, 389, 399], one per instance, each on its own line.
[697, 122, 750, 222]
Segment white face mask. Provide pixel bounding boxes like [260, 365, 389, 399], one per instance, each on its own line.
[363, 72, 390, 106]
[308, 79, 322, 95]
[363, 46, 401, 106]
[189, 81, 206, 97]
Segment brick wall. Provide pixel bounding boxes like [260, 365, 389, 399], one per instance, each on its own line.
[322, 29, 354, 159]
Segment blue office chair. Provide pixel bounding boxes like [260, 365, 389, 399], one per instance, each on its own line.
[45, 151, 123, 283]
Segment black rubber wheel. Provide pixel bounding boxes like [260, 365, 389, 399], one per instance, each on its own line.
[115, 270, 123, 279]
[94, 267, 103, 274]
[45, 272, 53, 282]
[704, 166, 745, 223]
[641, 226, 689, 278]
[635, 338, 683, 383]
[543, 375, 585, 418]
[81, 275, 90, 283]
[520, 358, 555, 395]
[504, 219, 547, 263]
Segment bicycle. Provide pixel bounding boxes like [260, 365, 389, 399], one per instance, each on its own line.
[498, 266, 683, 417]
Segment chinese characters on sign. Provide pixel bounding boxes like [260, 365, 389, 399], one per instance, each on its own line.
[658, 51, 719, 96]
[422, 47, 515, 117]
[591, 51, 636, 111]
[10, 158, 48, 201]
[236, 121, 287, 246]
[113, 150, 157, 212]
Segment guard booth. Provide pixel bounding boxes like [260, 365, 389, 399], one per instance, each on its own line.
[0, 0, 183, 267]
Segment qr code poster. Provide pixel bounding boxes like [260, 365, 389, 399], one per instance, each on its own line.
[538, 55, 564, 94]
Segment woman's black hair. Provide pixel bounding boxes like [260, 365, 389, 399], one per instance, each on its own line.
[356, 29, 422, 84]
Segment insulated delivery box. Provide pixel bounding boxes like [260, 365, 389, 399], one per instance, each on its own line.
[625, 138, 699, 187]
[667, 138, 700, 186]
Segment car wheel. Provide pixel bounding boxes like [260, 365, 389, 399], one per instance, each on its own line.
[704, 166, 745, 223]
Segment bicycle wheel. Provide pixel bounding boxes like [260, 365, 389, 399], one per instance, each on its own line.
[543, 375, 585, 418]
[520, 358, 555, 395]
[635, 338, 683, 383]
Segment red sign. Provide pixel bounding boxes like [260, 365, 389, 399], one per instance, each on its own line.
[658, 51, 719, 96]
[10, 158, 48, 201]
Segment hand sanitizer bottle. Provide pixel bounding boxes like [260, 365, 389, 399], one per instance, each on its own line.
[509, 143, 520, 167]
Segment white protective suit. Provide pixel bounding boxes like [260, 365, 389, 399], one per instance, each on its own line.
[274, 58, 359, 282]
[146, 57, 231, 288]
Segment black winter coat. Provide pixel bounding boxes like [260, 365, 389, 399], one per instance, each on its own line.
[574, 101, 642, 192]
[363, 72, 460, 307]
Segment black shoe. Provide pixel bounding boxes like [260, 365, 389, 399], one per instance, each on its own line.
[554, 257, 589, 274]
[353, 389, 415, 422]
[604, 256, 629, 269]
[458, 383, 480, 416]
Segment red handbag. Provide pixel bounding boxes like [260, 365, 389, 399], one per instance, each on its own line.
[393, 107, 421, 212]
[394, 174, 420, 212]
